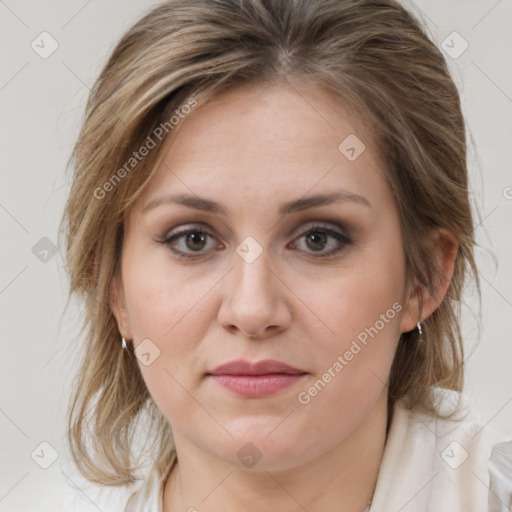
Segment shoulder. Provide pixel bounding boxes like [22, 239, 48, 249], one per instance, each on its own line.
[124, 455, 176, 512]
[370, 387, 512, 512]
[488, 437, 512, 512]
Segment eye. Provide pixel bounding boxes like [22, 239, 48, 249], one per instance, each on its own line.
[288, 223, 352, 258]
[159, 226, 222, 258]
[158, 222, 352, 260]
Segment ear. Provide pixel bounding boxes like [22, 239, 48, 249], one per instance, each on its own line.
[399, 228, 458, 333]
[109, 274, 133, 340]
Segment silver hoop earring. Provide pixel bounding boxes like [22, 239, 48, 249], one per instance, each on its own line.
[417, 322, 422, 335]
[122, 337, 128, 350]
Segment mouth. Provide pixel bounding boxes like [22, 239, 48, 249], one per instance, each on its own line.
[206, 359, 308, 398]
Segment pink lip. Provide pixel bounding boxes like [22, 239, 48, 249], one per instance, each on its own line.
[206, 359, 307, 398]
[209, 359, 305, 375]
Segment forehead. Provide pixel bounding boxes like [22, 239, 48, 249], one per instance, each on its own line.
[134, 82, 388, 214]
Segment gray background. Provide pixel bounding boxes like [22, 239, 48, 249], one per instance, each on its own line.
[1, 0, 511, 510]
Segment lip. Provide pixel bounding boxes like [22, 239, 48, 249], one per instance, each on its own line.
[208, 359, 306, 376]
[206, 359, 307, 398]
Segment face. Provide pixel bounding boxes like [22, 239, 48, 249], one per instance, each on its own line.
[111, 82, 422, 471]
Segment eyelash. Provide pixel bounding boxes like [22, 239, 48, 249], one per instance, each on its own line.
[158, 222, 353, 260]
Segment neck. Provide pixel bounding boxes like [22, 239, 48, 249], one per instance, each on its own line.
[163, 391, 388, 512]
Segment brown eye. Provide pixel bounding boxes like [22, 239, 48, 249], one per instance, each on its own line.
[184, 231, 208, 251]
[161, 227, 222, 258]
[305, 230, 329, 251]
[289, 224, 352, 258]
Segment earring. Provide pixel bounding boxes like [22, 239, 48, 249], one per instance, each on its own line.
[122, 337, 128, 350]
[417, 321, 425, 344]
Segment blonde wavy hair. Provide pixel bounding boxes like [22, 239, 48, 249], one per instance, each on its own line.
[60, 0, 481, 486]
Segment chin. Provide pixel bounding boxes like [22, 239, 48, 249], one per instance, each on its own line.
[203, 424, 313, 472]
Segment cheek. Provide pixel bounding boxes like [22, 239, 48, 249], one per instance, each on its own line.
[120, 245, 226, 405]
[121, 242, 218, 341]
[306, 252, 405, 349]
[291, 273, 403, 450]
[299, 277, 402, 405]
[296, 236, 405, 400]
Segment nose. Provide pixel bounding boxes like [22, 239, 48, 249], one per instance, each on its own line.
[217, 249, 292, 339]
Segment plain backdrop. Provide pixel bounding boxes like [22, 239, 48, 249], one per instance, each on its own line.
[1, 0, 511, 510]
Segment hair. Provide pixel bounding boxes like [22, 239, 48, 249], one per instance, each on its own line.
[60, 0, 481, 486]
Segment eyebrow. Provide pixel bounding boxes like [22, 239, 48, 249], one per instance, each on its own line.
[141, 190, 372, 216]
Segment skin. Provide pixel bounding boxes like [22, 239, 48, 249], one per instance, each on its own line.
[110, 81, 457, 512]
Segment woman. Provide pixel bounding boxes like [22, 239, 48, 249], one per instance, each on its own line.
[60, 0, 512, 510]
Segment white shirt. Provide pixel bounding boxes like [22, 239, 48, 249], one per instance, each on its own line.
[124, 388, 512, 511]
